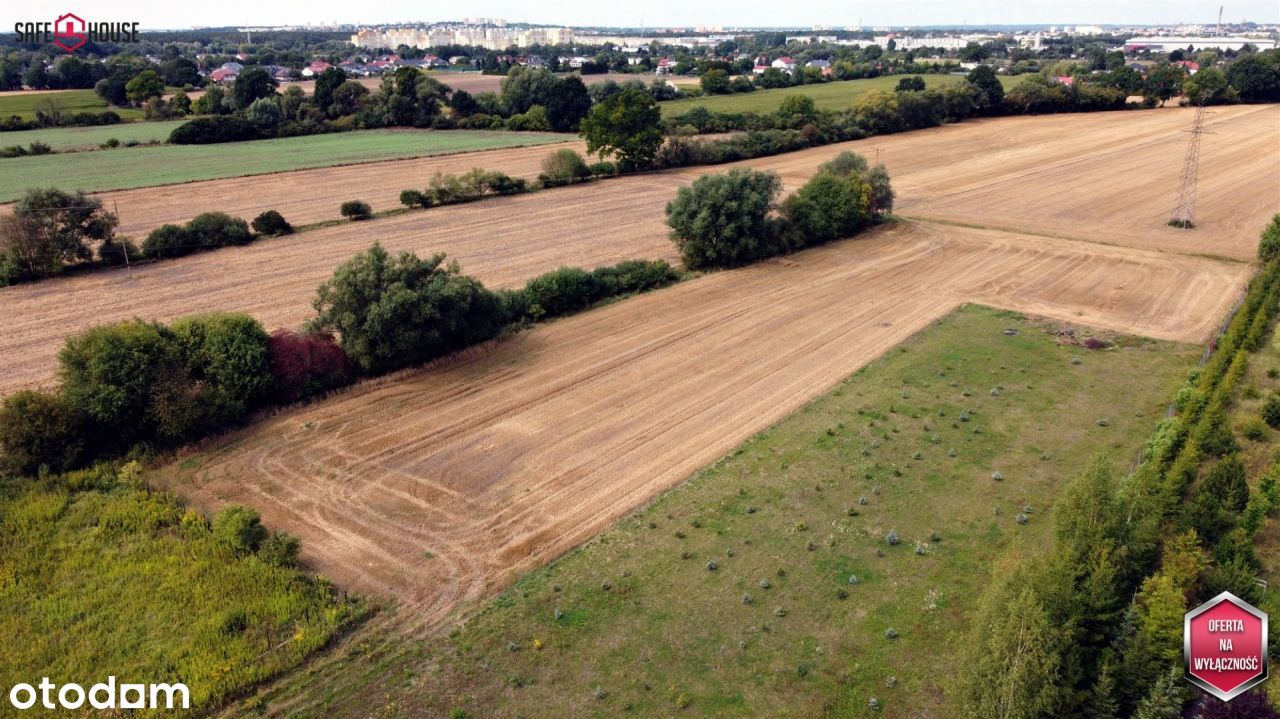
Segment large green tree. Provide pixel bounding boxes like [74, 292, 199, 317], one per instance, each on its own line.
[231, 66, 278, 110]
[966, 64, 1005, 111]
[666, 169, 782, 270]
[579, 87, 664, 170]
[0, 188, 118, 282]
[124, 69, 165, 105]
[310, 244, 507, 374]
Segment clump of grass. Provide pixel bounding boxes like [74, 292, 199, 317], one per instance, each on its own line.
[914, 542, 926, 555]
[1015, 512, 1029, 525]
[774, 607, 787, 617]
[759, 578, 772, 589]
[742, 593, 753, 605]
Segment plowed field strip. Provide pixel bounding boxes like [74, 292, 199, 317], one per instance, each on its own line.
[161, 220, 1251, 634]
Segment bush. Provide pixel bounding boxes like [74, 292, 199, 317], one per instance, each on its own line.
[340, 200, 372, 221]
[187, 212, 253, 247]
[399, 189, 431, 209]
[96, 237, 139, 266]
[259, 532, 301, 567]
[666, 168, 783, 270]
[58, 320, 186, 445]
[780, 169, 874, 250]
[1264, 394, 1280, 428]
[523, 267, 603, 318]
[141, 224, 195, 259]
[142, 213, 252, 259]
[588, 161, 618, 177]
[1241, 417, 1268, 441]
[168, 116, 260, 144]
[310, 244, 507, 374]
[540, 148, 592, 187]
[251, 210, 292, 236]
[1259, 214, 1280, 263]
[170, 313, 274, 426]
[591, 259, 681, 295]
[267, 329, 354, 403]
[212, 505, 268, 555]
[0, 390, 85, 474]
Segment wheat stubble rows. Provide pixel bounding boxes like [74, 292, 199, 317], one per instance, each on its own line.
[165, 221, 1251, 633]
[3, 105, 1276, 633]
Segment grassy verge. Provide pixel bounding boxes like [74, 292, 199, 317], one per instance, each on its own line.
[0, 89, 143, 121]
[0, 129, 571, 201]
[0, 119, 190, 151]
[232, 304, 1197, 719]
[660, 74, 1026, 117]
[0, 462, 366, 714]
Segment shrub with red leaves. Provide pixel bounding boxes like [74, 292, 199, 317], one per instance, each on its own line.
[268, 329, 353, 404]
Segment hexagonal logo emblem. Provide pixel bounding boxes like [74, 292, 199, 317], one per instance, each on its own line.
[1184, 591, 1269, 701]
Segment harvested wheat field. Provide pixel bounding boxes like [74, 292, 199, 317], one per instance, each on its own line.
[45, 103, 1278, 248]
[161, 219, 1249, 632]
[0, 172, 677, 397]
[2, 106, 1277, 397]
[730, 103, 1280, 261]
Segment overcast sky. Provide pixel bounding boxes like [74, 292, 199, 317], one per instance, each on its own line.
[8, 0, 1279, 31]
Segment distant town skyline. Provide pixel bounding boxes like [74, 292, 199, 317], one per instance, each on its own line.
[7, 0, 1280, 32]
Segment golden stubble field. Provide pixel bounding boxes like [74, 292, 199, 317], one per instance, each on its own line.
[163, 221, 1249, 633]
[2, 104, 1277, 631]
[2, 105, 1276, 399]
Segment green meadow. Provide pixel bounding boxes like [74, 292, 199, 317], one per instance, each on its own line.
[0, 129, 569, 201]
[230, 304, 1197, 719]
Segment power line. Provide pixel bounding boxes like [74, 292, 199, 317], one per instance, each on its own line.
[1168, 103, 1211, 230]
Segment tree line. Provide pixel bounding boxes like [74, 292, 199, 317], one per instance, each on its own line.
[952, 217, 1280, 719]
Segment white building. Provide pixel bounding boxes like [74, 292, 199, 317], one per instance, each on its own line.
[350, 25, 573, 51]
[1123, 36, 1277, 52]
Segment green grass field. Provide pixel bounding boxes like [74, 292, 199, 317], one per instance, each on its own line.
[0, 129, 569, 201]
[0, 88, 144, 121]
[230, 304, 1197, 719]
[0, 119, 190, 151]
[0, 462, 364, 714]
[662, 74, 1025, 117]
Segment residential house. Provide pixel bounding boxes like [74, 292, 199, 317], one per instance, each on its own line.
[301, 59, 333, 77]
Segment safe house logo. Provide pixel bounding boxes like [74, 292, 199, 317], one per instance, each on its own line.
[14, 12, 140, 52]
